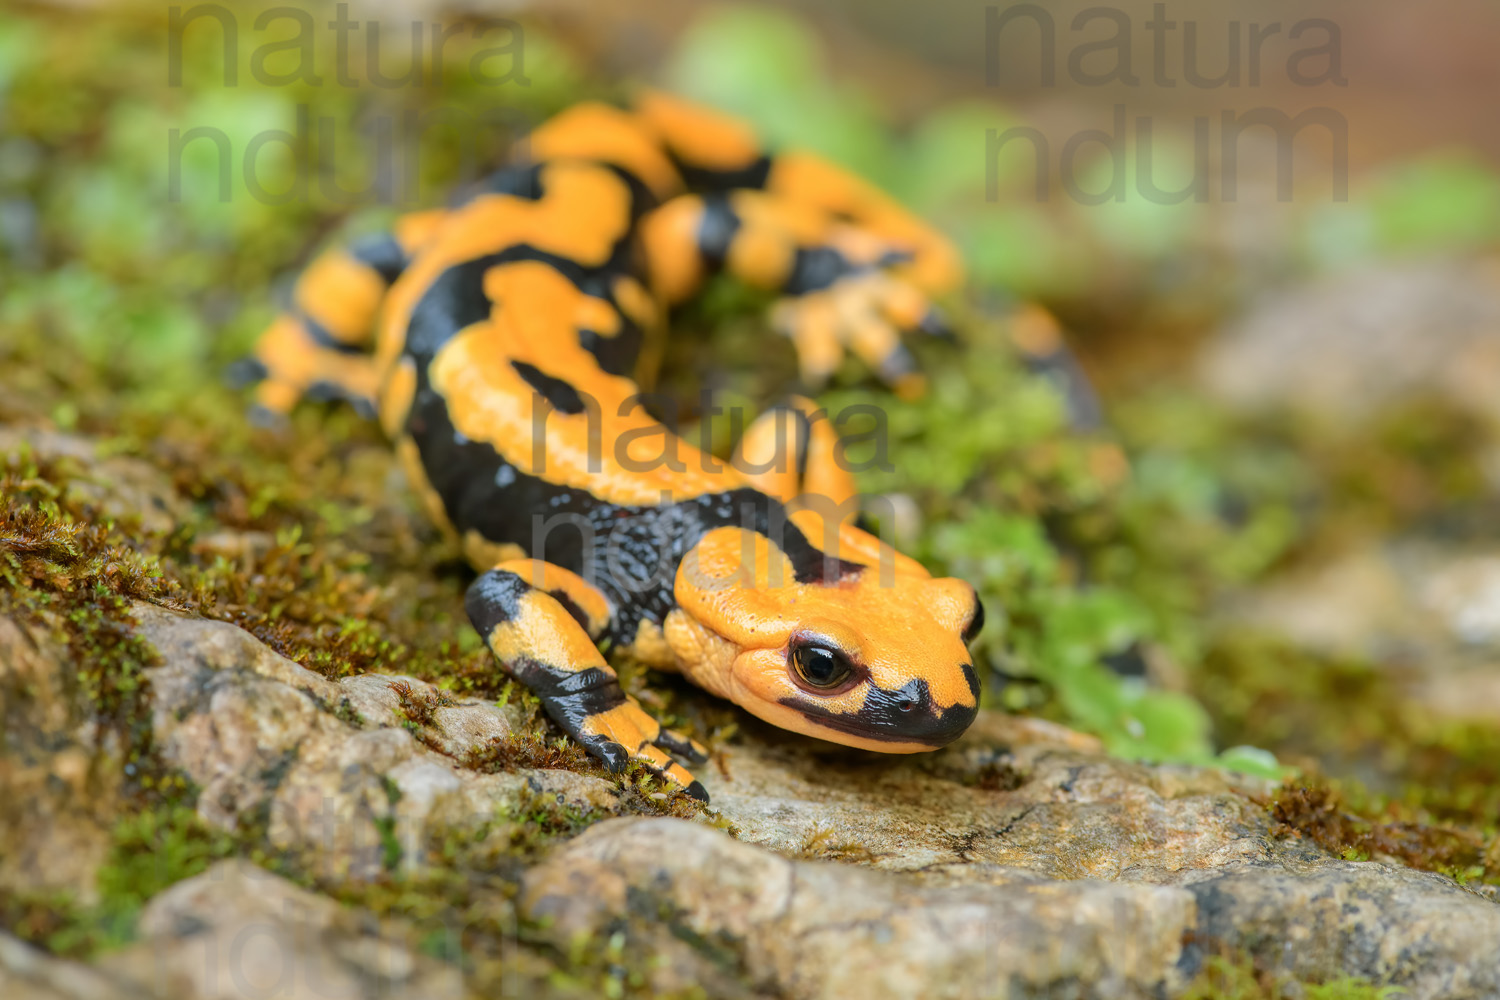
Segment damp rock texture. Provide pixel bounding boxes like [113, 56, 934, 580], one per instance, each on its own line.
[6, 604, 1497, 997]
[2, 430, 1499, 999]
[134, 604, 622, 880]
[523, 719, 1500, 1000]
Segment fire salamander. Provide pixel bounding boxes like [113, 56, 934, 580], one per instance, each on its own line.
[240, 92, 985, 801]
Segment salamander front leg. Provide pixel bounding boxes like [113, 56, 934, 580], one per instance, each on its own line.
[464, 561, 709, 801]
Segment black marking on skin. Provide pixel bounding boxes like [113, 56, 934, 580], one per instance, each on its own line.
[400, 239, 646, 380]
[602, 163, 663, 220]
[465, 569, 628, 717]
[454, 162, 546, 206]
[578, 322, 644, 377]
[512, 360, 586, 415]
[877, 344, 920, 383]
[464, 568, 529, 629]
[780, 677, 978, 748]
[674, 154, 773, 193]
[590, 738, 631, 772]
[697, 194, 740, 269]
[1016, 342, 1106, 432]
[962, 596, 986, 645]
[510, 654, 632, 762]
[406, 248, 582, 358]
[404, 222, 640, 361]
[917, 307, 953, 339]
[303, 380, 376, 418]
[349, 232, 408, 286]
[961, 663, 981, 702]
[547, 588, 595, 634]
[225, 357, 269, 388]
[763, 402, 813, 488]
[410, 362, 859, 641]
[509, 659, 626, 706]
[791, 407, 813, 487]
[298, 312, 367, 355]
[653, 728, 707, 763]
[783, 246, 853, 296]
[245, 404, 284, 429]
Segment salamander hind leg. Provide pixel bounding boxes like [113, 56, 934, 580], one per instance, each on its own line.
[640, 188, 953, 400]
[236, 213, 444, 423]
[465, 561, 709, 801]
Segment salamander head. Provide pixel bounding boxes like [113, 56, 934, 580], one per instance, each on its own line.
[673, 526, 983, 753]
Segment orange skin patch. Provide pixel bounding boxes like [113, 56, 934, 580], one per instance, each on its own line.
[492, 558, 612, 635]
[393, 208, 449, 255]
[733, 398, 858, 513]
[378, 356, 417, 438]
[1009, 302, 1066, 358]
[635, 89, 763, 171]
[375, 161, 639, 381]
[621, 617, 678, 671]
[295, 250, 387, 346]
[638, 196, 709, 306]
[787, 509, 930, 579]
[463, 532, 525, 572]
[525, 102, 684, 201]
[252, 315, 381, 414]
[484, 590, 608, 673]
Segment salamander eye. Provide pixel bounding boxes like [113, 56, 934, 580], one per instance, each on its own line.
[790, 641, 854, 689]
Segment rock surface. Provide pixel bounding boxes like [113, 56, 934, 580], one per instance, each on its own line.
[1200, 257, 1500, 427]
[4, 430, 1500, 998]
[0, 427, 187, 536]
[0, 614, 125, 902]
[518, 720, 1500, 1000]
[1228, 536, 1500, 723]
[101, 860, 465, 1000]
[135, 604, 622, 879]
[7, 600, 1495, 998]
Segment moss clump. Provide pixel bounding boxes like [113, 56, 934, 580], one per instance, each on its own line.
[795, 825, 880, 864]
[1268, 783, 1495, 885]
[472, 731, 601, 775]
[0, 449, 186, 799]
[1181, 953, 1403, 1000]
[7, 804, 238, 958]
[1203, 630, 1500, 875]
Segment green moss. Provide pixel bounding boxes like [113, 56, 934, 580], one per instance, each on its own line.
[1182, 955, 1404, 1000]
[10, 804, 238, 958]
[0, 451, 185, 807]
[1203, 630, 1500, 874]
[1268, 782, 1493, 884]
